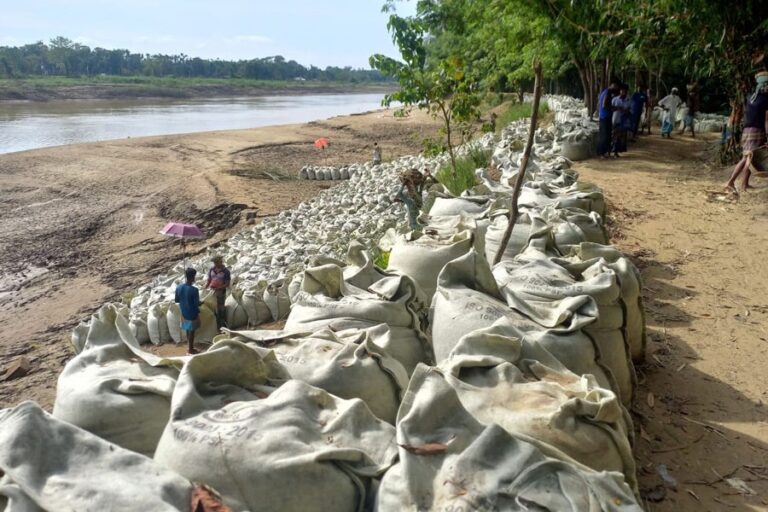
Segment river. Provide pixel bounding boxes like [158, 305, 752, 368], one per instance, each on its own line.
[0, 93, 389, 154]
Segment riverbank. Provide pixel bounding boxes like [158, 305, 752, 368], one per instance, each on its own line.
[0, 106, 442, 407]
[0, 77, 395, 102]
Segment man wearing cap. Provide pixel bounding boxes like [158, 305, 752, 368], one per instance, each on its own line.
[175, 268, 201, 354]
[725, 70, 768, 192]
[205, 255, 231, 329]
[658, 87, 683, 138]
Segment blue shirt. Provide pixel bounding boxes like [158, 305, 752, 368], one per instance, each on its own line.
[598, 88, 612, 120]
[175, 283, 200, 320]
[630, 91, 648, 115]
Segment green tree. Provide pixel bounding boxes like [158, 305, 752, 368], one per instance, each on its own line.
[370, 13, 481, 173]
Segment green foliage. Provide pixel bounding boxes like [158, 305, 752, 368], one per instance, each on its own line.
[436, 155, 479, 195]
[370, 13, 482, 174]
[372, 248, 390, 269]
[420, 136, 445, 157]
[0, 38, 390, 82]
[466, 145, 491, 169]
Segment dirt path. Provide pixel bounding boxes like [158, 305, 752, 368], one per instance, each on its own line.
[574, 134, 768, 511]
[0, 108, 441, 408]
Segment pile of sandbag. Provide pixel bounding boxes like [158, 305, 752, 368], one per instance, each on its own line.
[9, 93, 650, 511]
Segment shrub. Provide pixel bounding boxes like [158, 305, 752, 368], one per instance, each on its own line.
[436, 156, 479, 196]
[496, 101, 549, 135]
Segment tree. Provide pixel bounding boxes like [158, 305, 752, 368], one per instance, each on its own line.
[370, 13, 481, 173]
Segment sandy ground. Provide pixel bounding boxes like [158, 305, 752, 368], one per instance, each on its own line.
[1, 106, 767, 510]
[0, 107, 441, 408]
[573, 134, 768, 511]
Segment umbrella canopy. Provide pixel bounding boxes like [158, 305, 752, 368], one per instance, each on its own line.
[314, 137, 330, 149]
[159, 222, 205, 239]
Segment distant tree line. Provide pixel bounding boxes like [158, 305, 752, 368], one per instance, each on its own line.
[0, 37, 389, 82]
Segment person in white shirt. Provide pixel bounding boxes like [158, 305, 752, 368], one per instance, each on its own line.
[372, 142, 382, 166]
[610, 84, 629, 156]
[658, 88, 683, 138]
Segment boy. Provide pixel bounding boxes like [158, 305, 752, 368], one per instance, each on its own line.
[175, 267, 200, 354]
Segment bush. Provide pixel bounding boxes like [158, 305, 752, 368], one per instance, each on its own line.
[467, 145, 491, 169]
[436, 156, 479, 196]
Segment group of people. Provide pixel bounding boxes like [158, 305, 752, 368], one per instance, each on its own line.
[597, 81, 700, 158]
[174, 255, 230, 354]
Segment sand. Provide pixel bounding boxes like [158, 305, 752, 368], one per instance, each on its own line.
[1, 109, 766, 510]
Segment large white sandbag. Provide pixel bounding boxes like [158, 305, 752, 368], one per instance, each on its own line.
[492, 251, 635, 404]
[224, 324, 408, 423]
[376, 366, 642, 512]
[427, 196, 490, 217]
[432, 251, 617, 395]
[0, 402, 226, 511]
[263, 279, 291, 321]
[225, 287, 249, 329]
[70, 320, 90, 354]
[442, 331, 636, 491]
[241, 282, 273, 326]
[129, 308, 150, 345]
[147, 302, 171, 345]
[52, 304, 184, 457]
[387, 229, 473, 301]
[519, 180, 606, 216]
[153, 340, 398, 512]
[286, 247, 432, 373]
[560, 242, 646, 362]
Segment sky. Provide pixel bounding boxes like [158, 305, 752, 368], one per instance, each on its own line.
[0, 0, 418, 69]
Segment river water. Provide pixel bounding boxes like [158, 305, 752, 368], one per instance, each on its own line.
[0, 93, 389, 155]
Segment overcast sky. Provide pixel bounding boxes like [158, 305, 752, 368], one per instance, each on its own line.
[0, 0, 417, 68]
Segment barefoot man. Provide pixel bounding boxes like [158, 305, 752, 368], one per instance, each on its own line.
[206, 255, 231, 329]
[725, 71, 768, 192]
[175, 268, 201, 354]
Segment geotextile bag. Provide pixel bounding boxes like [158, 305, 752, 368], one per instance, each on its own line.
[375, 366, 642, 512]
[147, 302, 171, 345]
[53, 304, 185, 456]
[387, 229, 474, 302]
[153, 340, 398, 512]
[492, 250, 635, 404]
[225, 287, 249, 329]
[222, 324, 409, 423]
[441, 330, 637, 491]
[0, 402, 227, 512]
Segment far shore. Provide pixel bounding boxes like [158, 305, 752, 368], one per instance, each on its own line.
[0, 77, 396, 102]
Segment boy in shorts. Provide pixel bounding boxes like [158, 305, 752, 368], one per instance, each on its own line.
[175, 267, 201, 354]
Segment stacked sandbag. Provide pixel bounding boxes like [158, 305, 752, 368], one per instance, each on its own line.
[376, 366, 642, 511]
[153, 340, 398, 512]
[167, 291, 219, 344]
[441, 326, 637, 491]
[285, 244, 432, 375]
[386, 228, 474, 302]
[0, 402, 229, 511]
[220, 324, 409, 423]
[492, 243, 636, 404]
[53, 304, 184, 456]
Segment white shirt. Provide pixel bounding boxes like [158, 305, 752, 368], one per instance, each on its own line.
[658, 94, 683, 123]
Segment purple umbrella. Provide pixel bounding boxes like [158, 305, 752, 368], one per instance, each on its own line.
[160, 222, 205, 263]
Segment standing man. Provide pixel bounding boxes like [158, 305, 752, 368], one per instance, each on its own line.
[206, 255, 230, 329]
[611, 84, 629, 156]
[682, 83, 700, 137]
[629, 83, 649, 140]
[597, 80, 618, 158]
[394, 169, 426, 231]
[372, 142, 382, 166]
[658, 87, 683, 138]
[175, 268, 201, 355]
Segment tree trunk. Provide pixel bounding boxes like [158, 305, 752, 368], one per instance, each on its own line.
[493, 62, 544, 266]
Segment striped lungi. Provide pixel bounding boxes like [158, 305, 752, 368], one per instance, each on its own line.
[742, 127, 766, 154]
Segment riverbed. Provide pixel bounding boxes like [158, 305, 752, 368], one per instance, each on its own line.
[0, 93, 389, 154]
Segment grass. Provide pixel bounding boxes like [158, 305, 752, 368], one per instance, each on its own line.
[495, 101, 550, 135]
[436, 151, 487, 196]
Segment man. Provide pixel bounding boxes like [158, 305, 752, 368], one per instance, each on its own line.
[725, 71, 768, 192]
[372, 142, 382, 166]
[629, 84, 649, 140]
[597, 80, 618, 158]
[658, 87, 683, 138]
[681, 83, 699, 138]
[175, 268, 200, 355]
[205, 255, 230, 329]
[394, 169, 427, 230]
[611, 84, 629, 156]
